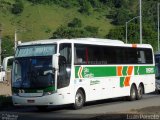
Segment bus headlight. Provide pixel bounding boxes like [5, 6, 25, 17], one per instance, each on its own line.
[43, 91, 56, 96]
[12, 92, 19, 96]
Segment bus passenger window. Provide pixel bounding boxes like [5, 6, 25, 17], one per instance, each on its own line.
[74, 45, 86, 64]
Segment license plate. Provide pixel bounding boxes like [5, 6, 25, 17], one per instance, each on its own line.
[27, 100, 35, 103]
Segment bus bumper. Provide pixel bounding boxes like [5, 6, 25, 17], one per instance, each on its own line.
[12, 93, 74, 106]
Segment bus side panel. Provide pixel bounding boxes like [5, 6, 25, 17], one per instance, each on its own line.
[129, 74, 155, 94]
[74, 65, 155, 102]
[74, 76, 131, 102]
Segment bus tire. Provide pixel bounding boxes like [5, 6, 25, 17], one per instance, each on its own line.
[136, 84, 143, 100]
[157, 90, 160, 94]
[73, 89, 85, 109]
[127, 85, 137, 101]
[36, 106, 48, 111]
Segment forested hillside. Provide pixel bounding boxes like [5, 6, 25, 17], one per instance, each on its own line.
[0, 0, 159, 57]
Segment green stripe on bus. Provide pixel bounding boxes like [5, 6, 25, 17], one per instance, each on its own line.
[122, 66, 128, 76]
[120, 77, 125, 87]
[75, 66, 116, 78]
[134, 66, 155, 75]
[75, 66, 80, 78]
[86, 66, 116, 77]
[75, 65, 155, 78]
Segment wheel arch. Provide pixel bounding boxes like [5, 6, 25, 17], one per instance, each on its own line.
[139, 82, 145, 94]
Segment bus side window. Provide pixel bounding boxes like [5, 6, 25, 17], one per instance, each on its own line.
[74, 45, 86, 64]
[74, 48, 83, 64]
[137, 49, 153, 64]
[145, 49, 153, 64]
[139, 50, 146, 63]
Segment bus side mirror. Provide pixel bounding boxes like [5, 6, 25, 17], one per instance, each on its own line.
[52, 54, 59, 70]
[2, 56, 14, 72]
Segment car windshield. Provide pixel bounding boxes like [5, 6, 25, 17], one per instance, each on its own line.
[13, 44, 56, 89]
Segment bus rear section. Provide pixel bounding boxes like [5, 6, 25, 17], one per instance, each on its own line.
[73, 42, 155, 105]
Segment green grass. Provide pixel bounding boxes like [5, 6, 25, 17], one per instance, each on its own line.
[0, 0, 114, 41]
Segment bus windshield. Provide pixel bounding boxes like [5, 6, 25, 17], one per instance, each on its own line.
[13, 44, 56, 89]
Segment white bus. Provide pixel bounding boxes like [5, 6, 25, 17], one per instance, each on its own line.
[12, 38, 155, 110]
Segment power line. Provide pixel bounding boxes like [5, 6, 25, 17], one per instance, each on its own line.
[0, 24, 2, 66]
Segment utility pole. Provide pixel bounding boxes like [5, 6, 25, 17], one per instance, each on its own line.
[139, 0, 142, 44]
[15, 29, 17, 51]
[0, 24, 2, 66]
[158, 3, 160, 51]
[126, 16, 140, 44]
[126, 22, 127, 43]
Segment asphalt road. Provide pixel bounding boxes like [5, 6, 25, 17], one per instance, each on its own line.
[1, 93, 160, 120]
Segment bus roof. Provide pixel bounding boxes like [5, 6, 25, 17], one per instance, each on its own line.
[18, 38, 152, 48]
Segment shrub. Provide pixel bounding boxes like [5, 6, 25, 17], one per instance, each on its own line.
[51, 26, 87, 39]
[84, 26, 99, 35]
[68, 18, 82, 28]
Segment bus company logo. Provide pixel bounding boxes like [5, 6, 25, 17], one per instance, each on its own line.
[84, 67, 94, 78]
[84, 67, 89, 73]
[78, 67, 94, 78]
[90, 80, 100, 85]
[146, 68, 154, 74]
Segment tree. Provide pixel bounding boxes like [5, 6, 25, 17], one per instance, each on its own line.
[106, 26, 125, 41]
[106, 23, 157, 51]
[99, 0, 108, 4]
[89, 0, 101, 8]
[79, 0, 93, 15]
[111, 8, 131, 25]
[2, 36, 14, 60]
[11, 0, 24, 14]
[113, 0, 124, 8]
[27, 0, 44, 4]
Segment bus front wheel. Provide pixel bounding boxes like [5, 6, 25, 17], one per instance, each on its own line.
[73, 89, 85, 109]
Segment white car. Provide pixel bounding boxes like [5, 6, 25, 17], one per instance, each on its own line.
[156, 79, 160, 94]
[0, 66, 5, 82]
